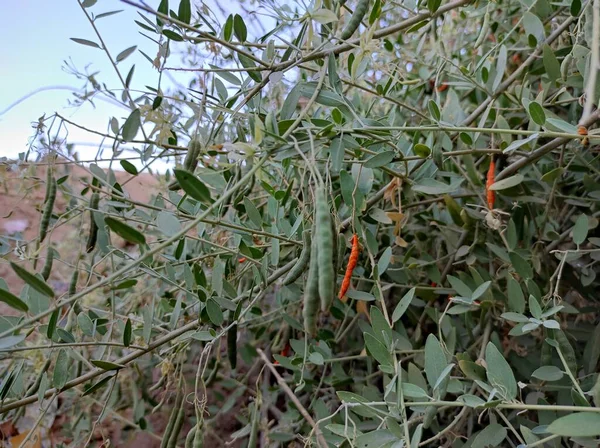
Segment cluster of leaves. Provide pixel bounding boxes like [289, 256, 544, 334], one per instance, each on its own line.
[1, 0, 600, 446]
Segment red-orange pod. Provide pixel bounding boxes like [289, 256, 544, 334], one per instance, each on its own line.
[338, 234, 360, 301]
[486, 157, 496, 210]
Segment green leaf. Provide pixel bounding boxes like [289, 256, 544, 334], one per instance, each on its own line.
[91, 360, 125, 371]
[122, 108, 141, 142]
[428, 100, 441, 121]
[493, 45, 507, 92]
[82, 375, 114, 396]
[120, 160, 138, 175]
[447, 275, 472, 298]
[545, 117, 578, 134]
[532, 365, 563, 381]
[541, 167, 563, 183]
[104, 217, 146, 245]
[370, 306, 392, 345]
[501, 312, 529, 323]
[0, 286, 29, 312]
[312, 8, 338, 24]
[547, 413, 600, 437]
[471, 281, 491, 301]
[424, 334, 448, 390]
[223, 15, 234, 41]
[572, 214, 589, 245]
[523, 12, 545, 43]
[355, 429, 399, 448]
[364, 151, 395, 168]
[364, 332, 393, 366]
[116, 45, 137, 63]
[206, 298, 224, 326]
[345, 290, 376, 301]
[178, 0, 191, 24]
[509, 252, 533, 279]
[472, 424, 507, 448]
[489, 174, 524, 191]
[163, 29, 184, 41]
[244, 197, 263, 228]
[53, 349, 70, 389]
[392, 288, 416, 322]
[70, 37, 101, 48]
[458, 394, 485, 407]
[412, 179, 460, 195]
[156, 211, 182, 237]
[528, 102, 546, 125]
[529, 295, 542, 319]
[503, 133, 539, 154]
[485, 342, 517, 400]
[173, 169, 212, 203]
[571, 0, 582, 15]
[123, 318, 132, 347]
[543, 44, 561, 81]
[377, 247, 392, 275]
[10, 262, 55, 298]
[507, 277, 525, 313]
[413, 144, 431, 158]
[233, 14, 247, 42]
[47, 308, 60, 339]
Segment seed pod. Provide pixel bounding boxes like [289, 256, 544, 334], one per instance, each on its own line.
[185, 424, 197, 448]
[169, 139, 202, 190]
[335, 233, 347, 275]
[282, 229, 311, 285]
[340, 0, 370, 40]
[68, 267, 79, 297]
[86, 193, 100, 253]
[167, 397, 186, 448]
[39, 175, 57, 243]
[192, 420, 204, 448]
[486, 157, 496, 210]
[561, 53, 572, 81]
[474, 10, 490, 48]
[161, 387, 184, 448]
[338, 234, 360, 301]
[247, 401, 259, 448]
[227, 324, 237, 369]
[316, 187, 334, 311]
[41, 247, 54, 281]
[303, 236, 320, 336]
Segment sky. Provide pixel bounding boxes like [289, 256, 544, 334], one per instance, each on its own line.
[0, 0, 252, 172]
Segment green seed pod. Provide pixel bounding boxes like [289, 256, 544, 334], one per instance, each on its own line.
[303, 236, 320, 336]
[247, 401, 259, 448]
[167, 401, 186, 448]
[86, 193, 100, 253]
[41, 247, 54, 281]
[227, 324, 237, 369]
[185, 424, 197, 448]
[339, 0, 370, 41]
[68, 267, 79, 297]
[161, 387, 184, 448]
[561, 53, 572, 81]
[283, 230, 312, 285]
[169, 139, 202, 190]
[192, 420, 204, 448]
[336, 233, 347, 275]
[474, 10, 490, 49]
[39, 175, 57, 243]
[316, 187, 334, 312]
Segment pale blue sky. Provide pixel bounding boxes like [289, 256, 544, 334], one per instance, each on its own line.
[0, 0, 255, 171]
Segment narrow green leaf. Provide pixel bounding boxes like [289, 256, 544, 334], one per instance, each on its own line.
[532, 365, 563, 381]
[0, 287, 29, 312]
[47, 308, 60, 339]
[509, 252, 533, 279]
[82, 375, 114, 396]
[392, 288, 416, 322]
[116, 45, 137, 63]
[206, 298, 224, 326]
[70, 37, 101, 48]
[364, 332, 393, 366]
[424, 334, 448, 389]
[472, 424, 507, 448]
[364, 151, 395, 168]
[233, 14, 247, 42]
[173, 169, 212, 203]
[104, 217, 146, 245]
[489, 174, 524, 191]
[543, 44, 561, 81]
[91, 360, 125, 371]
[10, 262, 55, 298]
[178, 0, 191, 24]
[123, 318, 132, 347]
